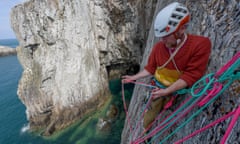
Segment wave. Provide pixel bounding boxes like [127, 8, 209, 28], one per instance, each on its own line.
[20, 123, 30, 134]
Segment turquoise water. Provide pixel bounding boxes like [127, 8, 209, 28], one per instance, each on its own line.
[0, 39, 133, 144]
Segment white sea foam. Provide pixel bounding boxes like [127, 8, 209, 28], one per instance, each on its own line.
[20, 124, 30, 134]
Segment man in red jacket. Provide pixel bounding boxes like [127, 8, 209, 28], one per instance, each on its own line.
[122, 2, 211, 128]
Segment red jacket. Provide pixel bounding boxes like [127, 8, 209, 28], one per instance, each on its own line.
[144, 34, 211, 86]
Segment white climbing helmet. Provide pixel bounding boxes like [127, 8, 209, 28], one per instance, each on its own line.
[154, 2, 190, 37]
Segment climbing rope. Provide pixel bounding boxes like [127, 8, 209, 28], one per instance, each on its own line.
[159, 52, 240, 144]
[121, 51, 240, 144]
[173, 105, 240, 144]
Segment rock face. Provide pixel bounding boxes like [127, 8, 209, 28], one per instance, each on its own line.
[121, 0, 240, 144]
[11, 0, 157, 135]
[0, 46, 17, 56]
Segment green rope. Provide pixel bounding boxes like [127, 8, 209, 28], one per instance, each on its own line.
[130, 54, 239, 144]
[159, 79, 233, 144]
[151, 96, 200, 142]
[157, 58, 240, 143]
[191, 73, 215, 97]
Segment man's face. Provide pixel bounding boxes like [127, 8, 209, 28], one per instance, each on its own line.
[161, 33, 178, 48]
[160, 25, 186, 48]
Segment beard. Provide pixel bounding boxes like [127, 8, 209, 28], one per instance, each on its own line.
[166, 33, 185, 48]
[165, 40, 178, 48]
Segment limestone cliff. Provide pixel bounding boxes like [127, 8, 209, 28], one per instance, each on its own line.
[121, 0, 240, 144]
[11, 0, 157, 135]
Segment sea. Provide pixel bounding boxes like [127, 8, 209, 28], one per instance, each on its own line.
[0, 39, 134, 144]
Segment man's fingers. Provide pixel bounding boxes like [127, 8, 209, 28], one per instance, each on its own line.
[122, 79, 132, 83]
[152, 88, 160, 92]
[152, 95, 158, 100]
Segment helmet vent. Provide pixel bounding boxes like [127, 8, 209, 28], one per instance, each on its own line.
[171, 14, 183, 20]
[154, 28, 166, 33]
[169, 21, 177, 26]
[176, 8, 187, 14]
[159, 28, 166, 33]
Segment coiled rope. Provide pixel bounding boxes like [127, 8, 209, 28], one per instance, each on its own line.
[122, 51, 240, 144]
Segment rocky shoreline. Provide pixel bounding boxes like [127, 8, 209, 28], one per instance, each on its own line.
[0, 46, 17, 56]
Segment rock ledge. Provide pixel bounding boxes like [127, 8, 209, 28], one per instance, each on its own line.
[0, 46, 17, 56]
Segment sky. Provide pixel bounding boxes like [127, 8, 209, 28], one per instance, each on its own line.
[0, 0, 28, 39]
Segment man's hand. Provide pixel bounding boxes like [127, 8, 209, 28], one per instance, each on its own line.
[122, 69, 151, 84]
[151, 79, 188, 99]
[151, 88, 170, 99]
[121, 75, 136, 83]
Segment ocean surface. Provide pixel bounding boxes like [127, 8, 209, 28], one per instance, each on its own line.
[0, 39, 133, 144]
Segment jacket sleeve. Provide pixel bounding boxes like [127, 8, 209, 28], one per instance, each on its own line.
[144, 45, 158, 74]
[180, 37, 211, 86]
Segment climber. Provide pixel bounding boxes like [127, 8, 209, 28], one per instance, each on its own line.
[122, 2, 211, 128]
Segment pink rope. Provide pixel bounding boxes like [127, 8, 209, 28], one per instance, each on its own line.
[136, 95, 181, 139]
[133, 82, 222, 144]
[131, 90, 155, 141]
[220, 105, 240, 144]
[122, 80, 157, 143]
[133, 117, 174, 144]
[122, 51, 240, 144]
[173, 52, 240, 143]
[123, 79, 157, 89]
[197, 82, 223, 107]
[215, 51, 240, 77]
[123, 79, 177, 142]
[174, 110, 235, 144]
[133, 96, 198, 144]
[122, 83, 133, 133]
